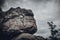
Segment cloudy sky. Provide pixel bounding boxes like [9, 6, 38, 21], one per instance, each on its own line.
[1, 0, 60, 38]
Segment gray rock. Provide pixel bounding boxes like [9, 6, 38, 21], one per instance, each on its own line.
[12, 33, 45, 40]
[0, 7, 45, 40]
[2, 7, 37, 34]
[12, 33, 37, 40]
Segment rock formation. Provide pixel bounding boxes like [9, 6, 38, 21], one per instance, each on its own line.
[0, 7, 45, 40]
[12, 33, 45, 40]
[2, 7, 37, 34]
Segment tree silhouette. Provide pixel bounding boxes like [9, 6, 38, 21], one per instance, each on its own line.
[47, 21, 58, 40]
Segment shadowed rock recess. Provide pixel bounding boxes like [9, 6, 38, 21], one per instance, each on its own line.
[0, 7, 45, 40]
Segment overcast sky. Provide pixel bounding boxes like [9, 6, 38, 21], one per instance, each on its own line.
[1, 0, 60, 38]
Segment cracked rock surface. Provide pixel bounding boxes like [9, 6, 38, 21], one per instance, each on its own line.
[0, 7, 45, 40]
[1, 7, 37, 34]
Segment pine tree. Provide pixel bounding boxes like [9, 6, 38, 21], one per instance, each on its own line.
[47, 21, 58, 40]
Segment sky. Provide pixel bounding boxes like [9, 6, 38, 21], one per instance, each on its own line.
[0, 0, 60, 38]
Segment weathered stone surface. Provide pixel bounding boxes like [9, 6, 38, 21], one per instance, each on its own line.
[0, 7, 46, 40]
[1, 7, 37, 34]
[12, 33, 45, 40]
[12, 33, 37, 40]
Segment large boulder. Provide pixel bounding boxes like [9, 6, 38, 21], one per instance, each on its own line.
[12, 33, 37, 40]
[1, 7, 37, 34]
[12, 33, 45, 40]
[0, 7, 46, 40]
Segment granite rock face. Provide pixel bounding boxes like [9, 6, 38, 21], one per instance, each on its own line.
[0, 7, 45, 40]
[1, 7, 37, 34]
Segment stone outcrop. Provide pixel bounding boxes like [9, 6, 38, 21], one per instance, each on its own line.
[2, 7, 37, 34]
[0, 7, 45, 40]
[12, 33, 37, 40]
[12, 33, 45, 40]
